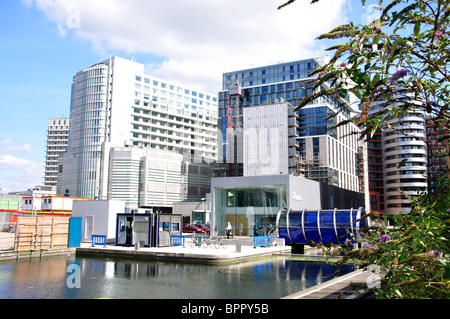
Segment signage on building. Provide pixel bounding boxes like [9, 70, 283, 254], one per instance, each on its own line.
[292, 191, 303, 201]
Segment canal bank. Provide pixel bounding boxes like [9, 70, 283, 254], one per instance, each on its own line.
[282, 268, 374, 299]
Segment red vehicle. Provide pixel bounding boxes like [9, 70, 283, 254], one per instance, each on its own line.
[193, 224, 210, 234]
[182, 224, 204, 233]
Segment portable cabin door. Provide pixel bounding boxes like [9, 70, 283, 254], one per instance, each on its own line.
[117, 215, 128, 245]
[157, 215, 171, 247]
[85, 216, 94, 241]
[134, 215, 150, 246]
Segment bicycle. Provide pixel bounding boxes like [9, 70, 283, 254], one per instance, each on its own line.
[202, 236, 212, 248]
[214, 236, 227, 249]
[191, 235, 202, 248]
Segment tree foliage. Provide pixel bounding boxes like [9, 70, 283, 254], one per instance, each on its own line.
[279, 0, 450, 139]
[279, 0, 450, 299]
[333, 181, 450, 298]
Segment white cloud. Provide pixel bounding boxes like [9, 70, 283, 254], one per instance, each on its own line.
[0, 154, 38, 170]
[0, 140, 43, 193]
[0, 155, 43, 193]
[22, 0, 348, 92]
[0, 139, 32, 154]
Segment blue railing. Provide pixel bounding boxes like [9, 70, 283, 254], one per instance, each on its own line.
[91, 235, 107, 247]
[254, 236, 266, 247]
[170, 235, 185, 247]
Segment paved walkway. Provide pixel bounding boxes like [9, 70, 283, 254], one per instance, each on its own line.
[283, 269, 373, 299]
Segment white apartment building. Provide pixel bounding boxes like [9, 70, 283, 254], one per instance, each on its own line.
[44, 118, 69, 186]
[370, 95, 428, 214]
[59, 56, 218, 201]
[298, 104, 365, 194]
[382, 110, 427, 214]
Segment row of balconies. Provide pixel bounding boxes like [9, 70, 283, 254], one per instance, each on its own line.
[133, 117, 217, 137]
[131, 130, 218, 149]
[131, 140, 217, 159]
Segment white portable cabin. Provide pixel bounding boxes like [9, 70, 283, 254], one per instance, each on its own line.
[41, 196, 91, 212]
[72, 200, 126, 244]
[22, 196, 91, 214]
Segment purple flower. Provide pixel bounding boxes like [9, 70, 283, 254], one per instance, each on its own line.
[390, 69, 409, 85]
[428, 250, 444, 258]
[339, 62, 347, 68]
[435, 29, 444, 39]
[393, 69, 408, 78]
[379, 234, 391, 244]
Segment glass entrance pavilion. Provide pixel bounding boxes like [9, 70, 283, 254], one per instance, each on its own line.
[211, 175, 322, 237]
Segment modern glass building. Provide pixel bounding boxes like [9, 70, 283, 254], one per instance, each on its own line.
[216, 57, 366, 194]
[211, 175, 321, 236]
[218, 58, 324, 163]
[211, 174, 365, 237]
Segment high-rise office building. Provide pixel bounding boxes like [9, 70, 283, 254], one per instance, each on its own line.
[59, 56, 218, 202]
[44, 118, 69, 186]
[215, 57, 365, 194]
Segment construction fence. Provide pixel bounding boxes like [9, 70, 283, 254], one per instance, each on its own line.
[13, 216, 70, 251]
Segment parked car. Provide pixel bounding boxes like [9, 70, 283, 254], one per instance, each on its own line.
[193, 224, 210, 234]
[182, 224, 204, 233]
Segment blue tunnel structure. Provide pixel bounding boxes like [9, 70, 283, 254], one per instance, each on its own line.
[276, 208, 369, 248]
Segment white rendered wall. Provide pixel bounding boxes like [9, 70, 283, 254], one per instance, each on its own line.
[243, 103, 289, 176]
[72, 200, 125, 243]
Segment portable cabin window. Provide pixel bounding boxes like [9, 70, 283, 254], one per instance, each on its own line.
[170, 222, 180, 232]
[160, 222, 170, 232]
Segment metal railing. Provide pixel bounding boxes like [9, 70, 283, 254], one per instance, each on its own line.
[91, 235, 107, 247]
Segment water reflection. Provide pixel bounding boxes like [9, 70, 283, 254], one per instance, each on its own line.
[0, 256, 354, 299]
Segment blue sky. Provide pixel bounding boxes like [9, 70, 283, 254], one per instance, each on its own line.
[0, 0, 378, 193]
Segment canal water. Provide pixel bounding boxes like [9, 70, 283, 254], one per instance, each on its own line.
[0, 255, 354, 299]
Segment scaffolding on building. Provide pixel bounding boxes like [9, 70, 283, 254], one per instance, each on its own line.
[295, 155, 339, 186]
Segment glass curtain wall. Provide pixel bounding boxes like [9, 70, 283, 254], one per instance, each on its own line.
[214, 185, 286, 236]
